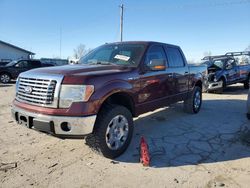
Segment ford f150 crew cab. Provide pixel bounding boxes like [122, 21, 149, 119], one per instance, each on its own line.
[202, 51, 250, 93]
[11, 41, 206, 158]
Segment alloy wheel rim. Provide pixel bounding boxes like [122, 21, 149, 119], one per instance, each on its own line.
[105, 115, 129, 150]
[0, 74, 10, 83]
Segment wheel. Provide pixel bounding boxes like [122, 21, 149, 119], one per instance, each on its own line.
[244, 76, 250, 89]
[85, 104, 134, 159]
[184, 86, 202, 114]
[0, 73, 11, 83]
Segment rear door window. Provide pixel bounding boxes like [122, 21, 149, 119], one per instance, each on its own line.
[28, 61, 41, 68]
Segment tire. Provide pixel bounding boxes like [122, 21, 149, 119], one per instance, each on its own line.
[0, 73, 11, 83]
[244, 76, 250, 89]
[85, 104, 134, 159]
[184, 86, 202, 114]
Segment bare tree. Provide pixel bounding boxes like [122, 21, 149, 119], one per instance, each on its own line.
[73, 44, 88, 59]
[241, 44, 250, 64]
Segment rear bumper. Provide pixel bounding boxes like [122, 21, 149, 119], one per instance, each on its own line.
[11, 105, 96, 138]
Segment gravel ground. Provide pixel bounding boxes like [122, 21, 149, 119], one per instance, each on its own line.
[1, 83, 250, 188]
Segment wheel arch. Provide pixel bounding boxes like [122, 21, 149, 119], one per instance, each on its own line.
[98, 91, 136, 117]
[218, 75, 226, 82]
[247, 73, 250, 79]
[195, 80, 202, 89]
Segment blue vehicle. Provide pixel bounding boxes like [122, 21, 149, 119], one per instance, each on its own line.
[203, 51, 250, 93]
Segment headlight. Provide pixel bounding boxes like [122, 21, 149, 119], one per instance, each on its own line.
[59, 85, 94, 108]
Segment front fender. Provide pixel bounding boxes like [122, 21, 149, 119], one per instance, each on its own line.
[214, 71, 226, 82]
[90, 80, 135, 111]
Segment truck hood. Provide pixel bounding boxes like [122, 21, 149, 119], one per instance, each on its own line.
[25, 64, 134, 77]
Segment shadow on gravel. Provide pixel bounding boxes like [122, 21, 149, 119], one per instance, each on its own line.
[0, 84, 13, 88]
[0, 81, 16, 88]
[109, 90, 250, 168]
[84, 84, 250, 167]
[206, 84, 248, 96]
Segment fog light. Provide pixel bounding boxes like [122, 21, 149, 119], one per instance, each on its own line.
[61, 122, 71, 132]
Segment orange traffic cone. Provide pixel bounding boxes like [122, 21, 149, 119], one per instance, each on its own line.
[140, 136, 150, 166]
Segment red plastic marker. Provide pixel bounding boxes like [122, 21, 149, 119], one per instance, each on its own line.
[140, 136, 150, 166]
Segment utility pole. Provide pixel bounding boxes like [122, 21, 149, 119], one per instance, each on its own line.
[119, 4, 124, 42]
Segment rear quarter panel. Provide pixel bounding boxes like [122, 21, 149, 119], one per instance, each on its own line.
[188, 64, 207, 90]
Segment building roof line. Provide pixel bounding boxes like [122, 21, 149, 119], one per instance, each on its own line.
[0, 40, 35, 55]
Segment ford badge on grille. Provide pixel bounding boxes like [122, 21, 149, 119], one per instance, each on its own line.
[24, 86, 33, 94]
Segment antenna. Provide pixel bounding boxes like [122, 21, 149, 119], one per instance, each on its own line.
[59, 27, 62, 58]
[119, 4, 124, 42]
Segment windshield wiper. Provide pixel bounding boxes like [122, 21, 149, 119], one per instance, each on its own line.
[88, 61, 117, 66]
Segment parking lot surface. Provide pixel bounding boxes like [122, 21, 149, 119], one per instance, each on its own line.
[1, 83, 250, 188]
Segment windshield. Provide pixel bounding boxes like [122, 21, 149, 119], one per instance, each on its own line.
[201, 60, 212, 66]
[213, 60, 224, 69]
[6, 60, 17, 66]
[79, 44, 146, 67]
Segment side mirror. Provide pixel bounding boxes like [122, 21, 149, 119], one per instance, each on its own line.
[147, 59, 166, 71]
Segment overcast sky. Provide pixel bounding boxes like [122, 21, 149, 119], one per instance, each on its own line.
[0, 0, 250, 61]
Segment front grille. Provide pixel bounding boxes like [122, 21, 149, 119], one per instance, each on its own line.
[17, 77, 57, 106]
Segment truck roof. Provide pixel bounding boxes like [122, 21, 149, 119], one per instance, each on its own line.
[202, 51, 250, 61]
[105, 41, 180, 48]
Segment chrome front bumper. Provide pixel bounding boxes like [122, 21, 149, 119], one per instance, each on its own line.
[207, 80, 223, 91]
[11, 106, 96, 138]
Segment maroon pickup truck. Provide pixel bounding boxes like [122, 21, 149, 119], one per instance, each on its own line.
[11, 41, 206, 158]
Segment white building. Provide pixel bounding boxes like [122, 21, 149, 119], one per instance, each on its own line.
[0, 40, 35, 63]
